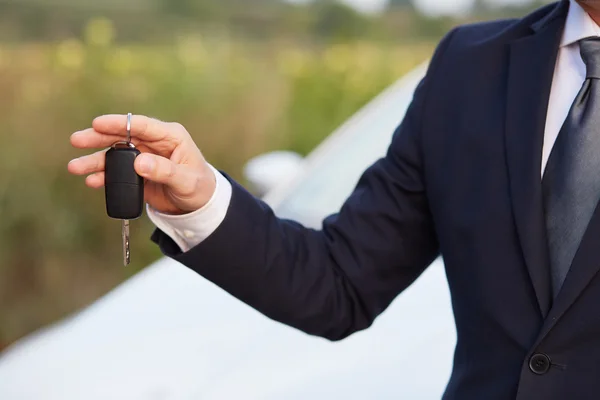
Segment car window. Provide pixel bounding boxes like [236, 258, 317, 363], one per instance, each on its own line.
[274, 65, 427, 228]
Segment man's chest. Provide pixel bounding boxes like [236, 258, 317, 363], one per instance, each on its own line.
[418, 42, 600, 341]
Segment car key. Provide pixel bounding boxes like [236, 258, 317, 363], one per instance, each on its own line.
[104, 113, 144, 266]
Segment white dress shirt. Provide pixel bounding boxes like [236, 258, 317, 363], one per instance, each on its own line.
[148, 0, 600, 253]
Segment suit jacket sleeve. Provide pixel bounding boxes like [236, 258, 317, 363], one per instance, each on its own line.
[151, 29, 458, 341]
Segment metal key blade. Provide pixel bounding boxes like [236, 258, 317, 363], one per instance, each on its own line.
[122, 219, 130, 266]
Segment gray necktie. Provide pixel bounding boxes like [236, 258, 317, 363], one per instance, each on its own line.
[543, 37, 600, 297]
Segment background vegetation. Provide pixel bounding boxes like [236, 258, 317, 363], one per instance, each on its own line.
[0, 0, 548, 349]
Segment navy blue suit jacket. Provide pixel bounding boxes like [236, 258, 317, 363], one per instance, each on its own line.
[153, 1, 599, 398]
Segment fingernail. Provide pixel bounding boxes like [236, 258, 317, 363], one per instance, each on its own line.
[68, 157, 79, 164]
[138, 156, 155, 174]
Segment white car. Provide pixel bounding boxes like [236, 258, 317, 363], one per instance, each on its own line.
[0, 63, 456, 400]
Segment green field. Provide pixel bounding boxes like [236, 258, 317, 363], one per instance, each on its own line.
[0, 17, 435, 349]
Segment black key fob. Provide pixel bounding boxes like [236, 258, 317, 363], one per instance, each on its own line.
[105, 142, 144, 220]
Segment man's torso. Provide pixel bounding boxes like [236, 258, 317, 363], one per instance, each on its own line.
[421, 1, 600, 398]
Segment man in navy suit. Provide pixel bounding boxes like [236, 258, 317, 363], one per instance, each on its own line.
[69, 1, 600, 398]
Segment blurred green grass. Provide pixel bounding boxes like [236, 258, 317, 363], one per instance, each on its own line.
[0, 17, 434, 348]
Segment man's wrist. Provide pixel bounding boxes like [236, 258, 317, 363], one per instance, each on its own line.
[147, 164, 233, 252]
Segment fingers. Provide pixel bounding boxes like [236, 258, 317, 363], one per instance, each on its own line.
[70, 128, 131, 149]
[134, 153, 199, 195]
[92, 114, 185, 143]
[85, 172, 105, 189]
[68, 149, 107, 175]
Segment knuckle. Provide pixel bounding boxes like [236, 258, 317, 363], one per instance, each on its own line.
[162, 122, 188, 148]
[82, 155, 99, 174]
[169, 122, 186, 133]
[138, 117, 150, 138]
[190, 173, 202, 191]
[169, 122, 188, 141]
[166, 160, 178, 180]
[180, 174, 201, 197]
[90, 158, 100, 173]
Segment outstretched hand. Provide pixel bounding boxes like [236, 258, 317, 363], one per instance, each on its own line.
[68, 114, 215, 215]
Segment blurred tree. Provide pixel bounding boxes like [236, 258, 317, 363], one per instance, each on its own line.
[157, 0, 199, 16]
[473, 0, 489, 13]
[312, 0, 373, 41]
[0, 0, 549, 43]
[387, 0, 414, 9]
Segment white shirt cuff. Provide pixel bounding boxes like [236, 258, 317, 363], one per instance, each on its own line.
[147, 164, 233, 253]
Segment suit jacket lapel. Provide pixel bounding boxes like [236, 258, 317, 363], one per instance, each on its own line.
[505, 0, 568, 318]
[535, 204, 600, 345]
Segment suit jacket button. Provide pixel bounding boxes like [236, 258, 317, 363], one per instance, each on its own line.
[529, 353, 551, 375]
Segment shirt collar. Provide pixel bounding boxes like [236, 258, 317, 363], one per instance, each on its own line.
[562, 0, 600, 47]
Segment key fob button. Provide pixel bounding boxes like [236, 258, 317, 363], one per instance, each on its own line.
[105, 183, 144, 219]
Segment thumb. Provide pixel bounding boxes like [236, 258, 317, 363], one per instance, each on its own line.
[135, 153, 193, 191]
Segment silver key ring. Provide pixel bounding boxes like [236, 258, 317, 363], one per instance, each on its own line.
[111, 141, 135, 149]
[126, 112, 132, 143]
